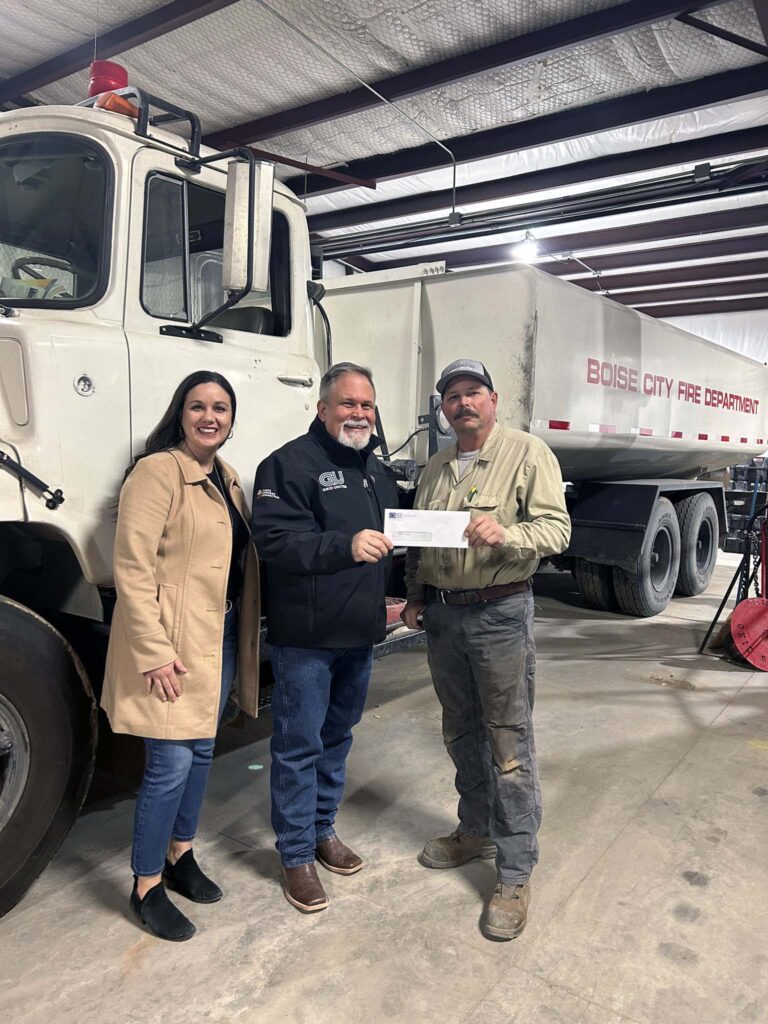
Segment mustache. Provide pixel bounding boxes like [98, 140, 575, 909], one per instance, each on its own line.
[342, 418, 370, 428]
[455, 409, 479, 418]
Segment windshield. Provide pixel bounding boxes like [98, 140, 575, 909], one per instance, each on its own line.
[0, 134, 110, 305]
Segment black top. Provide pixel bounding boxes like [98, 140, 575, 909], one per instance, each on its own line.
[251, 416, 400, 648]
[208, 465, 249, 603]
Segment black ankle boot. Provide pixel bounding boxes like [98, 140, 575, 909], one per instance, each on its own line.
[163, 849, 223, 903]
[130, 878, 196, 941]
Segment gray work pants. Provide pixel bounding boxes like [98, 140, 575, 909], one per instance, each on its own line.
[423, 587, 541, 884]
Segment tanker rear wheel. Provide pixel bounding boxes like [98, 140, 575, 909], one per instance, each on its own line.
[674, 492, 718, 597]
[574, 559, 617, 611]
[613, 498, 681, 617]
[0, 597, 96, 918]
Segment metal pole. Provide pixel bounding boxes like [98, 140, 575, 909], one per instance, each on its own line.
[698, 551, 748, 654]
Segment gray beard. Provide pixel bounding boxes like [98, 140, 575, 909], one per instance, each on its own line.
[336, 422, 372, 450]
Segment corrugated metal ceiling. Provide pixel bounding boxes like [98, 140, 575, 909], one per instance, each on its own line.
[1, 0, 768, 320]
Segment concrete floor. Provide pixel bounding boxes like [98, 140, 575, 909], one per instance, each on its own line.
[2, 556, 768, 1024]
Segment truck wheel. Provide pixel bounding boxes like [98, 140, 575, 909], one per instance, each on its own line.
[574, 559, 617, 611]
[0, 597, 96, 917]
[674, 492, 719, 597]
[612, 497, 681, 617]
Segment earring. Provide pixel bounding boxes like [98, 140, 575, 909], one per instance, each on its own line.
[227, 430, 233, 440]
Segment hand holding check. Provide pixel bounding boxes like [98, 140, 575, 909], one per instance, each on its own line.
[384, 508, 505, 549]
[463, 514, 506, 549]
[352, 528, 393, 563]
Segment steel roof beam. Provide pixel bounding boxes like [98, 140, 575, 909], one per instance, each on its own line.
[572, 258, 768, 292]
[321, 233, 768, 276]
[542, 233, 768, 276]
[0, 0, 240, 106]
[676, 12, 768, 57]
[374, 204, 768, 270]
[321, 196, 768, 261]
[287, 64, 768, 198]
[203, 0, 723, 149]
[323, 238, 768, 294]
[606, 276, 768, 305]
[754, 0, 768, 45]
[308, 126, 768, 233]
[328, 255, 376, 273]
[320, 236, 768, 277]
[634, 295, 768, 316]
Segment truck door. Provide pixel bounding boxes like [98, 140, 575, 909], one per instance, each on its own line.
[123, 147, 318, 496]
[0, 131, 130, 584]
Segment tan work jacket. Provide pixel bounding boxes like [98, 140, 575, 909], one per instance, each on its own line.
[405, 423, 571, 600]
[101, 448, 260, 740]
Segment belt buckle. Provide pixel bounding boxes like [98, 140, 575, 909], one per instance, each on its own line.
[438, 588, 450, 605]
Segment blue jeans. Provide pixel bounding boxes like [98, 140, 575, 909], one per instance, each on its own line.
[423, 588, 541, 886]
[131, 606, 239, 877]
[269, 645, 373, 868]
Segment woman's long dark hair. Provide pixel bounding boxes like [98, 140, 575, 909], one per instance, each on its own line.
[124, 370, 237, 479]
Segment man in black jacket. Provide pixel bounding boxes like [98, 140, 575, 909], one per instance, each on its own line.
[251, 361, 398, 914]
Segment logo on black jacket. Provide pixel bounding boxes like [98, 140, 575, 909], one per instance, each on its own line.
[319, 470, 346, 491]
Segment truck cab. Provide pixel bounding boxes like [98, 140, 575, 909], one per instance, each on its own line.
[0, 99, 317, 595]
[0, 91, 318, 916]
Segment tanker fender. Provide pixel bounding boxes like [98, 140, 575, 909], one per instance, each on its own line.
[566, 479, 725, 570]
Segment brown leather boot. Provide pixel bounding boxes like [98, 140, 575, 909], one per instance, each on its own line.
[316, 835, 363, 875]
[282, 863, 329, 913]
[482, 880, 530, 940]
[419, 827, 496, 869]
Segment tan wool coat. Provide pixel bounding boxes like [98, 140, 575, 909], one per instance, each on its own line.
[101, 448, 260, 740]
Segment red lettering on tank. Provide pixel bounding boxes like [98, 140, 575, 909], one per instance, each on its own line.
[584, 357, 760, 417]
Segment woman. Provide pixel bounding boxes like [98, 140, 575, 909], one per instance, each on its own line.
[102, 370, 260, 941]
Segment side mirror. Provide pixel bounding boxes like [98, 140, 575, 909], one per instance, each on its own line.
[222, 158, 274, 294]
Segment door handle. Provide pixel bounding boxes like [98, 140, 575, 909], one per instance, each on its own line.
[278, 375, 314, 388]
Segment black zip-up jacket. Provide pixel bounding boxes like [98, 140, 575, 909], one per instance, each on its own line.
[251, 417, 399, 649]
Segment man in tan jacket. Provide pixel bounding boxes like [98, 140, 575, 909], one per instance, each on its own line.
[401, 358, 570, 941]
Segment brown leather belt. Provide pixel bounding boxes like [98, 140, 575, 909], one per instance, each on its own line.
[427, 579, 531, 606]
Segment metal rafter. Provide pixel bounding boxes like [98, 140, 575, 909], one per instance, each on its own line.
[203, 0, 723, 149]
[572, 258, 768, 292]
[0, 0, 240, 106]
[319, 191, 768, 261]
[606, 276, 768, 305]
[676, 12, 768, 57]
[327, 242, 768, 299]
[542, 233, 768, 276]
[634, 295, 768, 316]
[333, 255, 375, 273]
[309, 126, 768, 233]
[288, 64, 768, 197]
[371, 204, 768, 271]
[753, 0, 768, 45]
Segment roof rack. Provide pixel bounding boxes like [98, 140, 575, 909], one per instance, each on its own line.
[78, 86, 201, 157]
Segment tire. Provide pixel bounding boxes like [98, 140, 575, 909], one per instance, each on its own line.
[574, 558, 617, 611]
[674, 492, 719, 597]
[0, 597, 96, 917]
[612, 497, 681, 617]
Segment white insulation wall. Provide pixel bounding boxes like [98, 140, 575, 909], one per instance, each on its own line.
[664, 312, 768, 365]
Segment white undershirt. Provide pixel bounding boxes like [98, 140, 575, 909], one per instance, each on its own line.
[457, 448, 480, 479]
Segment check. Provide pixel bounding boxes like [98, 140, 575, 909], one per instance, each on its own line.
[384, 508, 469, 548]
